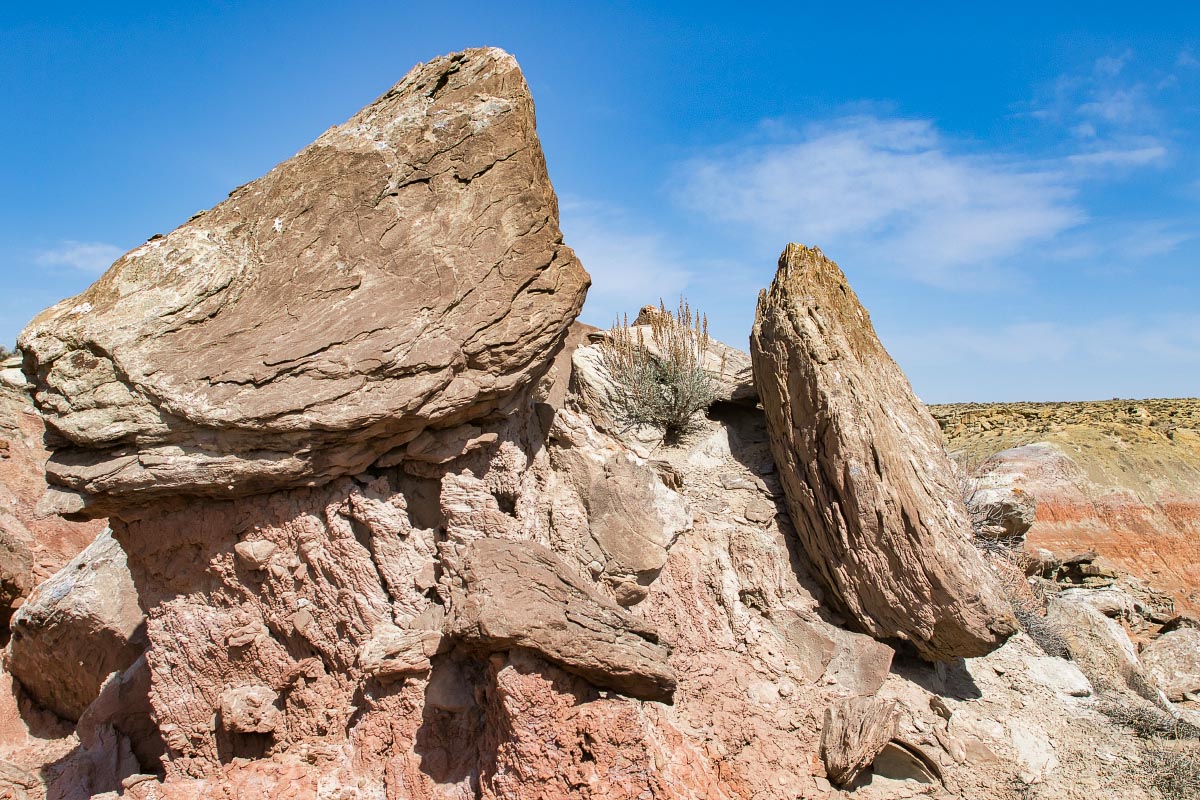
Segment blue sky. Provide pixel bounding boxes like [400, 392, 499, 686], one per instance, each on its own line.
[2, 2, 1197, 402]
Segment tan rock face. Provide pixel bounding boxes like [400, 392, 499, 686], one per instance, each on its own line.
[18, 47, 588, 517]
[750, 244, 1016, 660]
[7, 529, 146, 721]
[0, 374, 104, 628]
[444, 537, 676, 701]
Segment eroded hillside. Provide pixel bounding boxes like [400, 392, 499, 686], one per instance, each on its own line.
[932, 399, 1200, 613]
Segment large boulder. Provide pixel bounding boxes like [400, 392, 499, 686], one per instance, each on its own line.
[750, 244, 1015, 660]
[7, 529, 145, 721]
[18, 47, 588, 519]
[0, 375, 104, 630]
[964, 479, 1037, 539]
[1046, 596, 1148, 696]
[1141, 626, 1200, 701]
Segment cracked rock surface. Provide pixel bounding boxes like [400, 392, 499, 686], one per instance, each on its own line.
[750, 244, 1016, 660]
[17, 47, 587, 517]
[0, 49, 1188, 800]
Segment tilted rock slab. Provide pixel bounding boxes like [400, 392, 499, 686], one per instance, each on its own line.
[7, 529, 146, 721]
[18, 47, 588, 518]
[445, 537, 677, 702]
[750, 244, 1015, 660]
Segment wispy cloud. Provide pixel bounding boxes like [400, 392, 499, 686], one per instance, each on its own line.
[1093, 50, 1133, 78]
[674, 116, 1083, 286]
[1065, 145, 1166, 167]
[890, 313, 1200, 401]
[892, 314, 1200, 368]
[35, 240, 123, 274]
[1054, 219, 1195, 265]
[558, 201, 692, 325]
[1025, 50, 1178, 166]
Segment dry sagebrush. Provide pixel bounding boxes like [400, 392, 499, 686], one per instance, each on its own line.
[599, 298, 717, 440]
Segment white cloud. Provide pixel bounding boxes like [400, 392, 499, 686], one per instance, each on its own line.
[558, 201, 693, 326]
[1077, 87, 1147, 126]
[35, 240, 123, 274]
[1094, 50, 1132, 78]
[892, 315, 1200, 368]
[674, 116, 1083, 286]
[1026, 51, 1173, 164]
[1065, 145, 1167, 167]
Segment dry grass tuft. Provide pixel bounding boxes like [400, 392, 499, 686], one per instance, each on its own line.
[599, 298, 716, 440]
[1141, 739, 1200, 800]
[1013, 605, 1071, 659]
[1098, 693, 1200, 740]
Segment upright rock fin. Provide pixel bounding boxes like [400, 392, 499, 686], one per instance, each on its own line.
[750, 244, 1015, 660]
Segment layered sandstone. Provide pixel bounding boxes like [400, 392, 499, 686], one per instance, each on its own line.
[750, 244, 1016, 660]
[18, 47, 588, 518]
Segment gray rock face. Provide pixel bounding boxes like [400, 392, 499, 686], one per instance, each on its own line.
[18, 47, 588, 518]
[445, 537, 676, 701]
[1047, 597, 1148, 696]
[7, 529, 145, 720]
[750, 244, 1016, 660]
[1141, 626, 1200, 702]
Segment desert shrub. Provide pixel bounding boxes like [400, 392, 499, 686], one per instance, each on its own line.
[0, 344, 12, 361]
[599, 298, 716, 439]
[958, 460, 1033, 560]
[1142, 739, 1200, 800]
[1014, 605, 1071, 659]
[1099, 693, 1200, 740]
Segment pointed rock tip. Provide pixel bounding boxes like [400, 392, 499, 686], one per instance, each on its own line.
[777, 243, 838, 272]
[765, 243, 853, 308]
